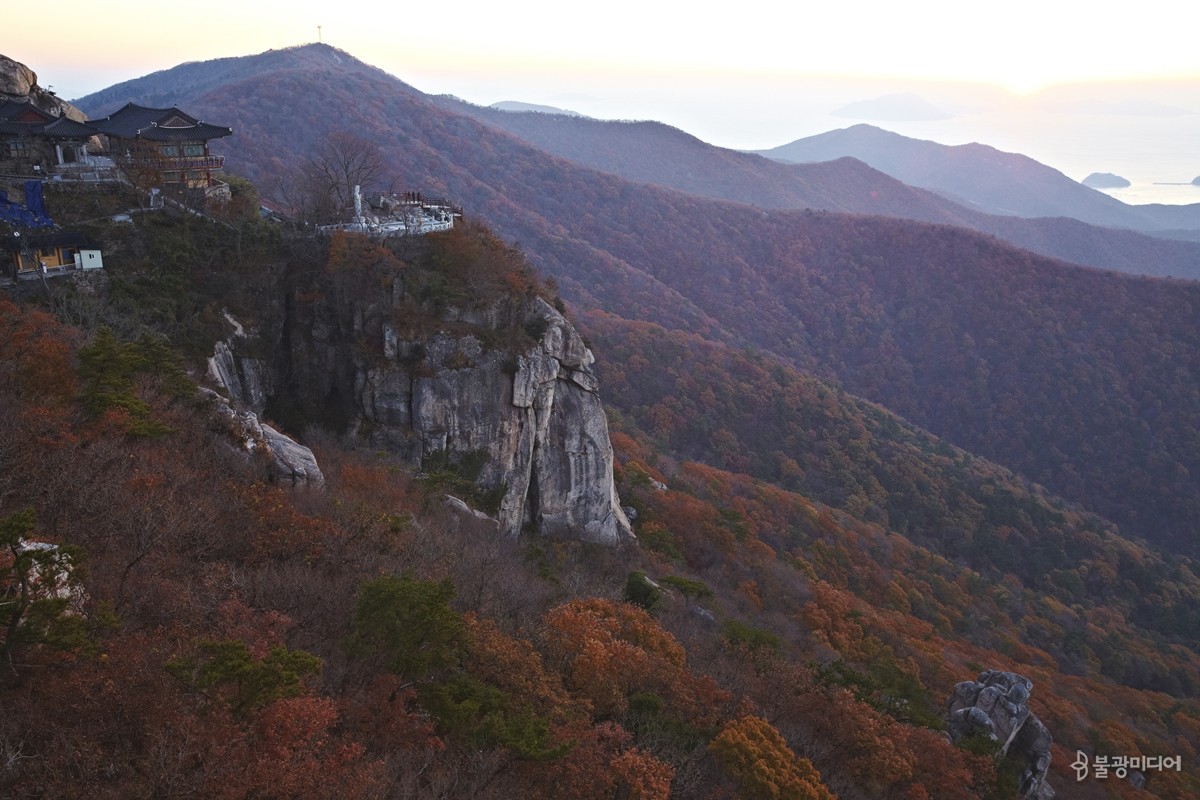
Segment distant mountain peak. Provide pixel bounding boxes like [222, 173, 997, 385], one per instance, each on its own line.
[832, 92, 952, 121]
[756, 124, 1200, 235]
[490, 100, 585, 117]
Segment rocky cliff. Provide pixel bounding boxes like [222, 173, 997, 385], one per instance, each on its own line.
[211, 238, 633, 545]
[0, 54, 89, 121]
[349, 296, 632, 544]
[947, 670, 1054, 799]
[201, 387, 325, 488]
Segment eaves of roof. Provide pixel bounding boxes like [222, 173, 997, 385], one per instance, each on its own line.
[132, 122, 233, 142]
[0, 99, 55, 123]
[0, 117, 101, 138]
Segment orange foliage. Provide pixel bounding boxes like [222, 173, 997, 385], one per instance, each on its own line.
[798, 582, 866, 657]
[708, 715, 834, 800]
[214, 597, 295, 658]
[610, 745, 675, 800]
[340, 674, 443, 755]
[325, 229, 404, 273]
[330, 461, 419, 542]
[542, 599, 728, 727]
[738, 579, 763, 613]
[0, 301, 78, 403]
[209, 697, 382, 799]
[464, 613, 579, 722]
[610, 430, 654, 466]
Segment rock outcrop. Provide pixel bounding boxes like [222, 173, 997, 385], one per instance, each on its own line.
[0, 54, 37, 98]
[948, 670, 1054, 799]
[215, 276, 633, 544]
[0, 53, 89, 121]
[201, 388, 324, 488]
[207, 313, 273, 415]
[350, 297, 633, 544]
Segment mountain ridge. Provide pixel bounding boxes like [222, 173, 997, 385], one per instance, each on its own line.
[756, 123, 1200, 233]
[70, 43, 1200, 556]
[431, 95, 1200, 279]
[6, 46, 1200, 800]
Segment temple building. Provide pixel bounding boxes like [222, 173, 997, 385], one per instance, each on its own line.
[0, 99, 100, 173]
[89, 102, 233, 194]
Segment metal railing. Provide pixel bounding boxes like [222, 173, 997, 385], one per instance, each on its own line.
[155, 154, 225, 171]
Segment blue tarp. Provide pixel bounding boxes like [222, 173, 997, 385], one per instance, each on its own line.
[24, 180, 46, 219]
[0, 183, 53, 229]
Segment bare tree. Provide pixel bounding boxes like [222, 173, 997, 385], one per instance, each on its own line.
[300, 132, 389, 224]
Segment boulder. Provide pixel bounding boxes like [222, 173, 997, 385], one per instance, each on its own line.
[258, 420, 325, 487]
[948, 670, 1054, 799]
[0, 54, 89, 121]
[202, 388, 324, 488]
[444, 494, 499, 526]
[0, 54, 37, 97]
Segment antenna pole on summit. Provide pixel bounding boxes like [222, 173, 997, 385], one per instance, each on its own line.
[318, 26, 322, 43]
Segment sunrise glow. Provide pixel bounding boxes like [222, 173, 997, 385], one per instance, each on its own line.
[9, 0, 1199, 103]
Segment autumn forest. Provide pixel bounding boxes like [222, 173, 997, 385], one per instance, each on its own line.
[3, 43, 1200, 800]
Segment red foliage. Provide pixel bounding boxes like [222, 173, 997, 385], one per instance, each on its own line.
[234, 482, 338, 563]
[542, 598, 729, 728]
[525, 721, 673, 800]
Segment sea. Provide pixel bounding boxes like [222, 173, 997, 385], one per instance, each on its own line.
[559, 75, 1200, 208]
[874, 108, 1200, 207]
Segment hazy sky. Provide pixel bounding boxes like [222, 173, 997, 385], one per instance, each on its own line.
[6, 0, 1200, 191]
[10, 1, 1198, 102]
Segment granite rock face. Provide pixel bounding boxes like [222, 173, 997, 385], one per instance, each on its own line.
[201, 388, 324, 488]
[0, 53, 90, 121]
[0, 54, 37, 98]
[207, 314, 273, 415]
[351, 297, 632, 544]
[215, 282, 632, 544]
[948, 670, 1054, 799]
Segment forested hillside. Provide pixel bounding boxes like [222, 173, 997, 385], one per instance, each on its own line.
[438, 96, 1200, 279]
[3, 42, 1187, 799]
[73, 44, 1200, 556]
[587, 313, 1200, 676]
[3, 200, 1200, 799]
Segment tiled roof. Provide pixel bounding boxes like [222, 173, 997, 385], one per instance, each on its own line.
[90, 102, 231, 141]
[0, 99, 54, 123]
[133, 122, 234, 142]
[0, 99, 99, 138]
[39, 116, 100, 137]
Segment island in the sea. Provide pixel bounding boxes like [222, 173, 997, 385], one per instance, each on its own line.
[1082, 172, 1132, 189]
